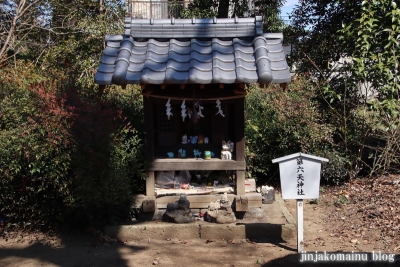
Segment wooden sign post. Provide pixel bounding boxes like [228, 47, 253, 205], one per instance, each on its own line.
[297, 199, 304, 252]
[272, 153, 329, 253]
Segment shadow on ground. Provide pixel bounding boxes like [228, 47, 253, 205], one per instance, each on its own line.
[0, 230, 147, 267]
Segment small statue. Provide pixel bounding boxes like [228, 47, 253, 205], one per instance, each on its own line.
[193, 149, 202, 158]
[198, 134, 204, 144]
[227, 140, 234, 152]
[167, 152, 174, 158]
[178, 148, 186, 158]
[205, 193, 236, 224]
[163, 194, 194, 223]
[182, 134, 188, 144]
[221, 140, 234, 160]
[190, 135, 198, 144]
[204, 137, 209, 144]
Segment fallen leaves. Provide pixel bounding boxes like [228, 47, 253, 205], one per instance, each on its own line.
[324, 175, 400, 251]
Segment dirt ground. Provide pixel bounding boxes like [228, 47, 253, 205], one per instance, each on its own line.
[1, 176, 399, 266]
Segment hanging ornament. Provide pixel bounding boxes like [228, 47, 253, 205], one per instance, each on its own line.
[187, 108, 193, 119]
[181, 100, 187, 122]
[165, 98, 173, 120]
[192, 100, 199, 123]
[195, 100, 204, 118]
[215, 99, 225, 117]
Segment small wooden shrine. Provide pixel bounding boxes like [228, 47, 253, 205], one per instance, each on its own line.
[95, 16, 291, 212]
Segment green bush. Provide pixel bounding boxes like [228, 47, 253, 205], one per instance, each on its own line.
[0, 64, 145, 230]
[66, 85, 145, 227]
[245, 76, 346, 184]
[0, 67, 75, 228]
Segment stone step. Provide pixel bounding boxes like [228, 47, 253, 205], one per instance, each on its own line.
[105, 222, 294, 242]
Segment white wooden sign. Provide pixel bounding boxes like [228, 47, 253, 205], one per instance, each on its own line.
[272, 152, 328, 253]
[272, 152, 328, 199]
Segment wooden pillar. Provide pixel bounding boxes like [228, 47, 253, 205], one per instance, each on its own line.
[146, 171, 155, 197]
[143, 96, 155, 198]
[144, 165, 156, 211]
[236, 170, 246, 196]
[143, 96, 154, 163]
[234, 97, 245, 162]
[235, 170, 248, 211]
[235, 97, 246, 196]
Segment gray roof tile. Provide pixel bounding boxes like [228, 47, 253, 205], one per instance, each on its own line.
[168, 52, 191, 63]
[94, 72, 114, 85]
[235, 68, 258, 83]
[167, 60, 190, 72]
[127, 62, 145, 72]
[95, 17, 291, 85]
[189, 67, 212, 84]
[125, 70, 142, 83]
[142, 69, 166, 84]
[100, 55, 117, 65]
[166, 69, 189, 84]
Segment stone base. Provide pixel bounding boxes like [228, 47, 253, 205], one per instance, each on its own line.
[105, 223, 294, 242]
[119, 194, 295, 242]
[148, 193, 262, 210]
[234, 196, 248, 212]
[142, 197, 156, 212]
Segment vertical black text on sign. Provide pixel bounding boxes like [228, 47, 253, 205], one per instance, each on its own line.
[297, 158, 305, 196]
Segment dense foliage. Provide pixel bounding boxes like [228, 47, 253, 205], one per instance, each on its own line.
[0, 62, 145, 229]
[245, 77, 347, 185]
[0, 65, 75, 228]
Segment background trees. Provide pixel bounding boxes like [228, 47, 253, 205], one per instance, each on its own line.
[0, 0, 144, 228]
[178, 0, 287, 31]
[287, 0, 400, 179]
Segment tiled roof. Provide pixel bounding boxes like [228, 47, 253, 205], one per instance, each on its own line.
[94, 17, 291, 85]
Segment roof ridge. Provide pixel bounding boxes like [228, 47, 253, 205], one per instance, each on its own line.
[124, 16, 263, 38]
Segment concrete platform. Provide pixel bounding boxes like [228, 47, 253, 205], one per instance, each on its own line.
[105, 194, 296, 241]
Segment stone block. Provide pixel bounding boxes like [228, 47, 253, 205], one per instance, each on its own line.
[234, 196, 248, 212]
[105, 224, 200, 241]
[142, 197, 156, 213]
[200, 224, 246, 240]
